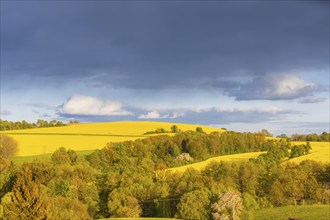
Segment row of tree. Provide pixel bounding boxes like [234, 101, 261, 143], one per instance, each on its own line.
[0, 131, 329, 219]
[288, 132, 330, 142]
[0, 119, 79, 131]
[143, 125, 183, 135]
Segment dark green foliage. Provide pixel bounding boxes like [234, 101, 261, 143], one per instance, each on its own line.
[291, 132, 330, 142]
[171, 125, 179, 133]
[48, 196, 91, 220]
[196, 127, 204, 133]
[1, 166, 49, 219]
[277, 133, 289, 139]
[0, 119, 77, 131]
[51, 147, 79, 165]
[0, 163, 16, 199]
[258, 129, 273, 137]
[144, 127, 169, 135]
[176, 189, 211, 220]
[107, 188, 142, 218]
[0, 134, 18, 171]
[48, 178, 73, 198]
[254, 139, 291, 168]
[144, 125, 180, 135]
[290, 142, 312, 158]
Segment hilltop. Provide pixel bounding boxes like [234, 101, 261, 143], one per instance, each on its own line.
[1, 121, 224, 156]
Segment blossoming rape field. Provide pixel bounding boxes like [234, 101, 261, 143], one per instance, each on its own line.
[288, 141, 330, 164]
[1, 121, 224, 156]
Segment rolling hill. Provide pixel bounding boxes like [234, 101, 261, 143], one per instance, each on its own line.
[1, 121, 224, 156]
[287, 141, 330, 164]
[168, 151, 266, 173]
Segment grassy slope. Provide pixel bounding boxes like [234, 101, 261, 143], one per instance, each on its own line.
[100, 218, 175, 220]
[12, 150, 94, 164]
[2, 121, 224, 156]
[168, 151, 266, 173]
[250, 205, 330, 220]
[95, 205, 330, 220]
[286, 141, 330, 164]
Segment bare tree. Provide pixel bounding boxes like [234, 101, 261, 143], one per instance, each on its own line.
[212, 191, 244, 220]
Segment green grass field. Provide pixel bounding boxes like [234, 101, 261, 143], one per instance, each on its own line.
[250, 205, 330, 220]
[100, 218, 175, 220]
[97, 205, 330, 220]
[2, 121, 224, 156]
[12, 150, 94, 164]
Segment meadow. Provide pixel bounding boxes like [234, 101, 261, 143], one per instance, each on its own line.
[1, 121, 224, 156]
[250, 205, 330, 220]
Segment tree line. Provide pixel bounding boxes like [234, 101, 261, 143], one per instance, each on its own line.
[288, 132, 330, 142]
[0, 131, 329, 219]
[0, 119, 79, 131]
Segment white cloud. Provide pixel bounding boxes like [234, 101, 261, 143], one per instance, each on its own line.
[274, 75, 315, 95]
[228, 74, 318, 100]
[215, 106, 284, 114]
[138, 111, 163, 119]
[138, 110, 184, 119]
[59, 95, 131, 116]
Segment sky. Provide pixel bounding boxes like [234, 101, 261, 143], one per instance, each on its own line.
[1, 0, 329, 135]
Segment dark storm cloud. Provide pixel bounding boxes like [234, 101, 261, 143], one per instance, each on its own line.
[1, 1, 329, 91]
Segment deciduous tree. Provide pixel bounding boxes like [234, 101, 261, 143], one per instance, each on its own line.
[176, 189, 210, 220]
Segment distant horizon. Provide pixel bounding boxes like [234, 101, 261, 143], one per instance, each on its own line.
[1, 119, 329, 136]
[1, 1, 329, 136]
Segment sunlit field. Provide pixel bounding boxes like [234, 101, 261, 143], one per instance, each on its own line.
[287, 141, 330, 164]
[1, 121, 224, 156]
[1, 121, 223, 135]
[168, 151, 265, 173]
[250, 205, 330, 220]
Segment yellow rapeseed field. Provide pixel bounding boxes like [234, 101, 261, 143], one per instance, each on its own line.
[168, 151, 266, 173]
[287, 141, 330, 164]
[1, 121, 224, 156]
[7, 135, 138, 156]
[2, 121, 223, 135]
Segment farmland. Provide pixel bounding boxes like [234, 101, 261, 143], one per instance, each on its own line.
[1, 121, 329, 219]
[170, 141, 329, 173]
[287, 141, 330, 164]
[168, 151, 266, 173]
[1, 121, 224, 156]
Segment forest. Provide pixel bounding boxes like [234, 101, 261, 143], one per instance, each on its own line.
[0, 130, 329, 219]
